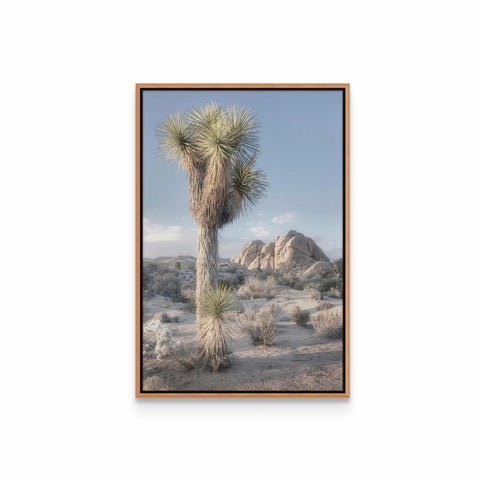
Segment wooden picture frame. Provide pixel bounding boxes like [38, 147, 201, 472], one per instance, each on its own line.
[136, 84, 350, 398]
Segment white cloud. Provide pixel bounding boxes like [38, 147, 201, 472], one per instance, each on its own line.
[248, 224, 274, 239]
[143, 218, 197, 257]
[143, 219, 182, 243]
[272, 212, 295, 225]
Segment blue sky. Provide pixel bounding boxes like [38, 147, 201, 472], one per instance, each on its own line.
[143, 89, 343, 260]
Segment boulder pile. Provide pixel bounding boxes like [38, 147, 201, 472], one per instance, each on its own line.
[231, 230, 331, 274]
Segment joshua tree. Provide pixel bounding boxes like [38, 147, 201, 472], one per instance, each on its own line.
[158, 103, 267, 368]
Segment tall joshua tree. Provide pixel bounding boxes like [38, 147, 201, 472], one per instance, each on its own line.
[158, 103, 267, 367]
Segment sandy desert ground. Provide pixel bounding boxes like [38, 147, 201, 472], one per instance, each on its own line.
[142, 284, 344, 392]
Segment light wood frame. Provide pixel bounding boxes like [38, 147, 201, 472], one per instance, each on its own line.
[136, 84, 350, 398]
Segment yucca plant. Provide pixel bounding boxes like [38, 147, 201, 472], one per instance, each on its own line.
[158, 103, 267, 365]
[197, 285, 236, 370]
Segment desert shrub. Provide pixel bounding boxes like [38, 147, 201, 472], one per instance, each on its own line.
[172, 285, 196, 312]
[334, 258, 343, 273]
[237, 276, 275, 299]
[318, 275, 342, 295]
[180, 285, 196, 303]
[290, 279, 304, 290]
[223, 264, 238, 274]
[142, 338, 156, 357]
[218, 269, 246, 288]
[143, 263, 181, 299]
[174, 261, 181, 270]
[173, 292, 188, 303]
[312, 310, 343, 339]
[270, 272, 303, 290]
[317, 301, 333, 311]
[251, 270, 268, 281]
[169, 341, 196, 371]
[239, 304, 276, 346]
[333, 257, 344, 280]
[307, 288, 322, 301]
[266, 275, 277, 286]
[156, 272, 181, 298]
[160, 312, 179, 323]
[291, 306, 310, 327]
[198, 285, 236, 371]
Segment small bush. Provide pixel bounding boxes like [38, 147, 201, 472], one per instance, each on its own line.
[143, 263, 181, 299]
[237, 276, 275, 299]
[312, 310, 343, 339]
[318, 275, 342, 295]
[160, 312, 179, 323]
[180, 286, 196, 303]
[239, 304, 276, 346]
[169, 341, 196, 371]
[173, 285, 196, 311]
[252, 270, 268, 281]
[291, 306, 310, 327]
[333, 258, 344, 291]
[174, 261, 181, 270]
[218, 269, 246, 288]
[266, 275, 277, 286]
[317, 301, 333, 311]
[307, 288, 322, 301]
[271, 272, 304, 290]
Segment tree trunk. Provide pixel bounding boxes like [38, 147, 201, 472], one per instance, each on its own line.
[195, 224, 218, 316]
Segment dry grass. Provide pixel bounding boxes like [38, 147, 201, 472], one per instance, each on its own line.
[169, 342, 197, 371]
[317, 301, 333, 311]
[307, 288, 322, 302]
[312, 310, 343, 339]
[291, 306, 310, 327]
[237, 276, 276, 299]
[180, 285, 196, 302]
[239, 304, 277, 346]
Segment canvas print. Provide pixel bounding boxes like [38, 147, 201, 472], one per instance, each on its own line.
[136, 84, 349, 397]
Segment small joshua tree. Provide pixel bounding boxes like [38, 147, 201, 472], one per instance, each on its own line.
[158, 104, 267, 368]
[197, 284, 236, 370]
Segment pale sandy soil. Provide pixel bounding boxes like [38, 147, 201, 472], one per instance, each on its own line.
[142, 286, 344, 392]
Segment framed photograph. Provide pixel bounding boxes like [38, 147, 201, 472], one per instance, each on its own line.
[136, 84, 350, 397]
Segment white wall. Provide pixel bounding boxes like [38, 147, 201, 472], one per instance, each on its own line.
[1, 1, 479, 479]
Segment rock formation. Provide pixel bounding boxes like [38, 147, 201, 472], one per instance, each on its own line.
[231, 230, 330, 274]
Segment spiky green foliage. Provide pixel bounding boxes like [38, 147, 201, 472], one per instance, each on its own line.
[198, 285, 236, 370]
[157, 103, 267, 226]
[157, 113, 195, 166]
